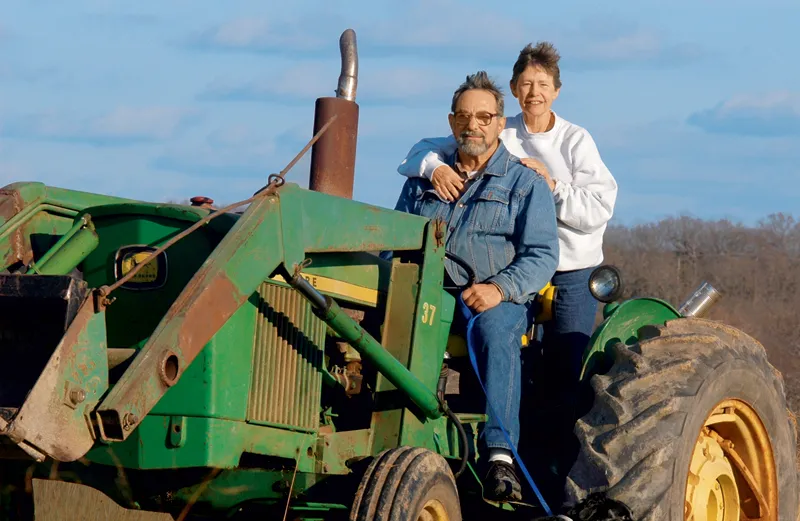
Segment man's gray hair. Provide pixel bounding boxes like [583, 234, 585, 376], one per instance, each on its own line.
[450, 71, 504, 117]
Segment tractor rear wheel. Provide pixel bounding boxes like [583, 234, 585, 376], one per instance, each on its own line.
[566, 317, 799, 521]
[349, 446, 461, 521]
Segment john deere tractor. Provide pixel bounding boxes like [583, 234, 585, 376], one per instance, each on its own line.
[0, 30, 797, 521]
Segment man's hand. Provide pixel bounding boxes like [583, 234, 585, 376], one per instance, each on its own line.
[462, 283, 503, 313]
[520, 157, 555, 191]
[431, 165, 465, 202]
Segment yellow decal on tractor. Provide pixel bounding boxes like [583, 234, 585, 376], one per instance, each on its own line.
[114, 246, 168, 290]
[271, 273, 379, 306]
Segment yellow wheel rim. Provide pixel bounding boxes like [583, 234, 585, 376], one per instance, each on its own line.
[685, 399, 777, 521]
[418, 499, 451, 521]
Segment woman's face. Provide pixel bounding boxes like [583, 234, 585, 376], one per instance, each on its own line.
[511, 65, 560, 120]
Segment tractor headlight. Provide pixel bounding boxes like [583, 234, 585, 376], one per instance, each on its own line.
[588, 265, 623, 303]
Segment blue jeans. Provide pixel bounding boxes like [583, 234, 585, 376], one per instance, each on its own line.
[457, 300, 533, 452]
[542, 268, 599, 386]
[533, 267, 598, 469]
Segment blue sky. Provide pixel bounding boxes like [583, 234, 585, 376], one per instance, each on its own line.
[1, 0, 799, 226]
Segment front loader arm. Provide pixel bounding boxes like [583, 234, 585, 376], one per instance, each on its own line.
[95, 183, 443, 442]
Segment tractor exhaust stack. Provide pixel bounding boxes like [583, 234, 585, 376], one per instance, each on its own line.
[679, 281, 721, 318]
[308, 29, 359, 199]
[336, 29, 358, 102]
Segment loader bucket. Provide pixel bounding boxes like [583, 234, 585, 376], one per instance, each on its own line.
[0, 274, 88, 409]
[0, 274, 109, 462]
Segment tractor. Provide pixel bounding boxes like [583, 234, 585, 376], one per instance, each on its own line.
[0, 29, 797, 521]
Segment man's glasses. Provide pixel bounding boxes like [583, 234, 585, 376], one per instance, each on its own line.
[451, 111, 498, 126]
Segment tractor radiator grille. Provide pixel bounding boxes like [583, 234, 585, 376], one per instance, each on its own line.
[247, 282, 326, 431]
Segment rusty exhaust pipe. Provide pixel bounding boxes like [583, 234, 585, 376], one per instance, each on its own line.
[308, 29, 359, 199]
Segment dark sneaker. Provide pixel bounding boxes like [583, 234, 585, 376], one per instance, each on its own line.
[483, 460, 523, 502]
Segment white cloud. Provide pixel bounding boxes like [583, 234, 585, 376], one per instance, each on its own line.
[0, 106, 201, 145]
[687, 92, 800, 136]
[716, 91, 800, 112]
[91, 107, 196, 140]
[575, 28, 695, 64]
[191, 16, 336, 53]
[188, 3, 702, 73]
[200, 61, 456, 105]
[151, 124, 285, 178]
[201, 61, 336, 102]
[361, 0, 528, 56]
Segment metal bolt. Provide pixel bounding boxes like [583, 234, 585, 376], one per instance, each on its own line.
[122, 413, 138, 431]
[69, 389, 86, 405]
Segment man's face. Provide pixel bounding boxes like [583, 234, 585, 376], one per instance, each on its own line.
[449, 89, 506, 157]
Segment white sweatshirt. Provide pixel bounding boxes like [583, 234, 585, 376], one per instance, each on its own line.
[397, 112, 618, 272]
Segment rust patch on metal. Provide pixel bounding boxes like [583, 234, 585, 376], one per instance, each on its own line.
[176, 274, 243, 362]
[309, 97, 359, 199]
[0, 189, 23, 222]
[432, 219, 446, 248]
[0, 189, 32, 264]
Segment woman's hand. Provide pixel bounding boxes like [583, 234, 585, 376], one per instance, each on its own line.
[520, 157, 556, 191]
[431, 165, 465, 202]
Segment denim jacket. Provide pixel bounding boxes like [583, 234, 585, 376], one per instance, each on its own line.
[392, 142, 559, 304]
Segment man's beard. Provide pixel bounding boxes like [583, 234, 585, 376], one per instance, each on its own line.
[457, 130, 490, 156]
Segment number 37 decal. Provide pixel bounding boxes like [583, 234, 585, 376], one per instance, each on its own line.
[421, 302, 437, 325]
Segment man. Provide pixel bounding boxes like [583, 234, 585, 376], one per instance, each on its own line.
[391, 71, 559, 502]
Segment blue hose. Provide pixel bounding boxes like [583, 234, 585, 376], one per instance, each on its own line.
[458, 295, 553, 516]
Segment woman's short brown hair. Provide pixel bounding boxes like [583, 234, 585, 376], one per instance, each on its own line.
[511, 41, 562, 89]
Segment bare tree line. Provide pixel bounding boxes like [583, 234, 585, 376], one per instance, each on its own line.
[603, 212, 800, 414]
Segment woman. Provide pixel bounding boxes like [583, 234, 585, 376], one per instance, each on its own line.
[396, 41, 617, 488]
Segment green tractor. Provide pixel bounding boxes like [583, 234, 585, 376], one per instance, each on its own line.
[0, 30, 797, 521]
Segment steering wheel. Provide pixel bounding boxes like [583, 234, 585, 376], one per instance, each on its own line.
[443, 252, 476, 292]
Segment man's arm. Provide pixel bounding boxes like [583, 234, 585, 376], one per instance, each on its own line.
[552, 131, 617, 233]
[486, 178, 560, 303]
[397, 136, 459, 179]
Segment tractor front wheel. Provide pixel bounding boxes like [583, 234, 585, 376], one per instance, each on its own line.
[349, 446, 461, 521]
[566, 317, 799, 521]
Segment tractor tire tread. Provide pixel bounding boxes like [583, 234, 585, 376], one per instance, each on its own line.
[565, 318, 799, 521]
[350, 446, 461, 521]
